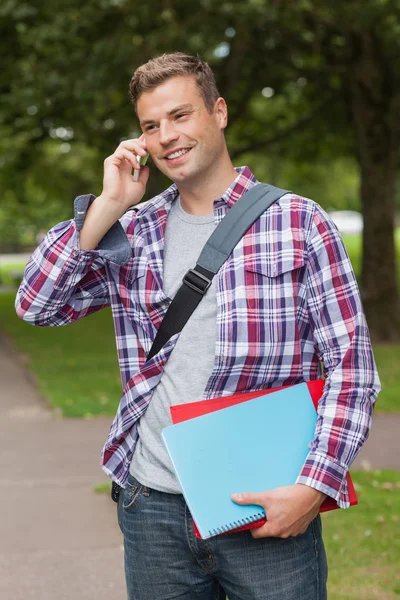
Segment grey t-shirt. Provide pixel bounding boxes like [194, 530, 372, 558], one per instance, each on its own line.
[129, 196, 217, 493]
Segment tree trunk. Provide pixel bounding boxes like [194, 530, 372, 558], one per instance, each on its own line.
[359, 150, 400, 342]
[348, 33, 400, 342]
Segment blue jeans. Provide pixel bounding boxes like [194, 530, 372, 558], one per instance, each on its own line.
[117, 473, 328, 600]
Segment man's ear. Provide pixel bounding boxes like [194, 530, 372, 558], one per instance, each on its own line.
[214, 97, 228, 130]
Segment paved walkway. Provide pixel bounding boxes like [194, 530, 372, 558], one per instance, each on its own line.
[0, 334, 399, 600]
[0, 335, 126, 600]
[0, 252, 32, 265]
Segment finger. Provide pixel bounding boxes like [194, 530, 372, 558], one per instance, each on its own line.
[105, 152, 137, 172]
[119, 139, 147, 155]
[250, 521, 282, 539]
[112, 150, 140, 170]
[231, 492, 267, 505]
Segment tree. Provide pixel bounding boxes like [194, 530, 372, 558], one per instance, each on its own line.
[271, 1, 400, 342]
[1, 0, 399, 340]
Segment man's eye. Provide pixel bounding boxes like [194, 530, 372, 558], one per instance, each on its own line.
[146, 124, 157, 131]
[176, 113, 187, 119]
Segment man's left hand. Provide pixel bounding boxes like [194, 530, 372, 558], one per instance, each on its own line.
[231, 484, 327, 539]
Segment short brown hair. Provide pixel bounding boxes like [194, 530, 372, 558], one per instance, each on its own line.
[129, 52, 220, 114]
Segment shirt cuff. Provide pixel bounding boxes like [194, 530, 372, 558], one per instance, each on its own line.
[73, 194, 131, 265]
[296, 451, 350, 508]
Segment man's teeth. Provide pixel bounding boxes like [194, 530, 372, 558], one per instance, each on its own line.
[167, 148, 190, 159]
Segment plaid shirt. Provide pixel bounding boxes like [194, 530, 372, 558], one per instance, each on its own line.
[15, 166, 380, 507]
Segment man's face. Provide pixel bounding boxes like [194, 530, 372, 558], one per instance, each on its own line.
[137, 75, 227, 186]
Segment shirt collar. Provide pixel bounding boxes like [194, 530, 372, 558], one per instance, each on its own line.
[134, 165, 258, 220]
[214, 166, 259, 209]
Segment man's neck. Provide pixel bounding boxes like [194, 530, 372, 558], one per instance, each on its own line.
[177, 155, 238, 216]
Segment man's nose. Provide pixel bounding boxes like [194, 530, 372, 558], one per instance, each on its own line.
[159, 121, 179, 146]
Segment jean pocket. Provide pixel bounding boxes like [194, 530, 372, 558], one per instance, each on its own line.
[282, 517, 320, 558]
[122, 478, 142, 511]
[122, 476, 152, 512]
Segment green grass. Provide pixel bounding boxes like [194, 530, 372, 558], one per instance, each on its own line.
[0, 262, 25, 285]
[342, 234, 362, 276]
[93, 482, 113, 494]
[323, 469, 400, 599]
[0, 293, 122, 417]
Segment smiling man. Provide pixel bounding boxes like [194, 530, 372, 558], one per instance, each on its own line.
[15, 53, 380, 600]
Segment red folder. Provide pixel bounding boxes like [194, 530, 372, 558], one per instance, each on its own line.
[170, 379, 358, 538]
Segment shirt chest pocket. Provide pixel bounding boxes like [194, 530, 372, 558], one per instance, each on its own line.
[242, 249, 307, 346]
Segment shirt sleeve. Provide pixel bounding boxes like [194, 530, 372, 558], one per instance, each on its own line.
[15, 194, 131, 326]
[295, 203, 381, 508]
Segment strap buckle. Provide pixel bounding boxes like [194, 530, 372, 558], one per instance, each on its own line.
[183, 268, 212, 295]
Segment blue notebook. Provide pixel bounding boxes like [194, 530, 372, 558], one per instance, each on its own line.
[161, 382, 318, 539]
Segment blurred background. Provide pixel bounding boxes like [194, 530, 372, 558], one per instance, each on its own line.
[1, 1, 399, 599]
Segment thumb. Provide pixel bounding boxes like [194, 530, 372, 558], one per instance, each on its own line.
[231, 491, 266, 506]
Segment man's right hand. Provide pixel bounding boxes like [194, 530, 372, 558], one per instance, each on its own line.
[79, 136, 150, 251]
[101, 136, 150, 211]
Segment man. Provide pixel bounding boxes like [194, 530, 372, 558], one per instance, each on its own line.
[16, 52, 380, 599]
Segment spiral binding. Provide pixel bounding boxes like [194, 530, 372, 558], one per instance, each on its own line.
[208, 511, 265, 537]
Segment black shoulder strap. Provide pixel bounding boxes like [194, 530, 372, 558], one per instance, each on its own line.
[146, 183, 290, 362]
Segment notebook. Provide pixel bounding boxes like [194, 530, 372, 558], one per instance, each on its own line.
[170, 379, 358, 538]
[162, 382, 319, 540]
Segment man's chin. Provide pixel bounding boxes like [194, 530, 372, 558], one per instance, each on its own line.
[156, 157, 207, 186]
[154, 161, 184, 181]
[162, 166, 195, 185]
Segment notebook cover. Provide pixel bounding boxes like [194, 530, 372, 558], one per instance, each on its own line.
[162, 382, 322, 540]
[170, 379, 358, 538]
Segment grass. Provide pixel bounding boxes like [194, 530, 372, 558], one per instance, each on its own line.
[0, 293, 122, 417]
[0, 262, 25, 285]
[322, 469, 400, 599]
[93, 482, 113, 494]
[342, 234, 362, 277]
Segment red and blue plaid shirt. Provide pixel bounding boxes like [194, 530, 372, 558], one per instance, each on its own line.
[16, 167, 380, 507]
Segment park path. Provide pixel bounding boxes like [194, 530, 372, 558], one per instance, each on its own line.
[0, 334, 126, 600]
[0, 252, 31, 265]
[0, 333, 399, 600]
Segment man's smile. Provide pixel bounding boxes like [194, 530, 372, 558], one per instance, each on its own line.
[164, 147, 193, 164]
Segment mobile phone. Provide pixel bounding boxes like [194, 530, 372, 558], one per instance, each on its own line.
[133, 152, 149, 182]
